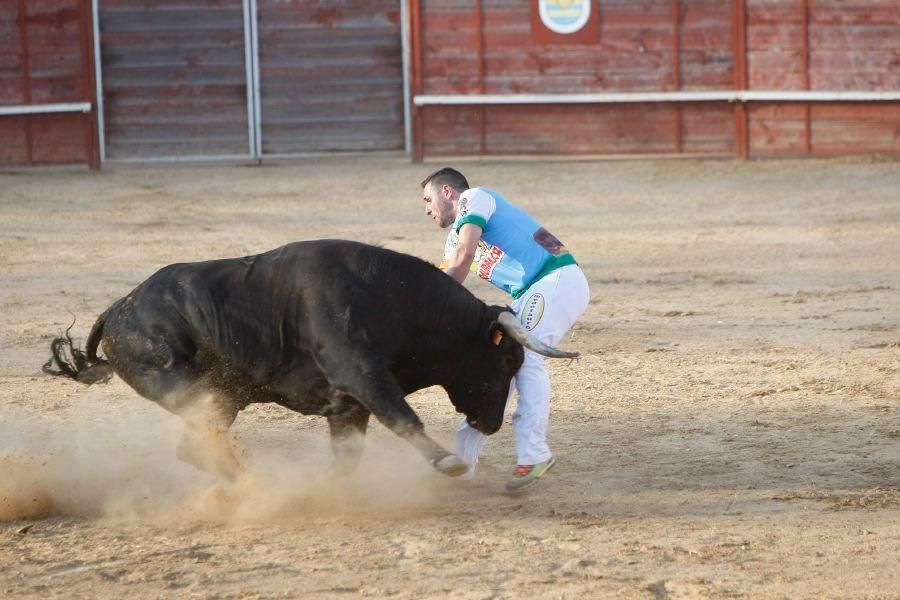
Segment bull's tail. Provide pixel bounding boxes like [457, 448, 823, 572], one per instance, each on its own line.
[43, 300, 122, 385]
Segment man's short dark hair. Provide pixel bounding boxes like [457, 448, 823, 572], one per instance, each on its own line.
[420, 167, 469, 192]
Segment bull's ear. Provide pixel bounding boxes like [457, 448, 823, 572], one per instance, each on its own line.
[487, 321, 504, 346]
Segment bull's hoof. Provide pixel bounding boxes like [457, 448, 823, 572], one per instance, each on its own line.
[434, 454, 470, 478]
[176, 433, 241, 482]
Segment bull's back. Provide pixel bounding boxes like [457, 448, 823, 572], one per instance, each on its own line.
[99, 241, 393, 405]
[100, 240, 468, 406]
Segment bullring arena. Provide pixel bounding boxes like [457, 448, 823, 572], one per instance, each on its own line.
[1, 155, 897, 597]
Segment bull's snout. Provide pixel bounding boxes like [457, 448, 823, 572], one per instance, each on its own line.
[467, 417, 501, 436]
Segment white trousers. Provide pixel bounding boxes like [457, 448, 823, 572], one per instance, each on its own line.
[451, 264, 590, 475]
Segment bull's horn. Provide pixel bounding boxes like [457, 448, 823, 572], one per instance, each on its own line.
[497, 311, 579, 359]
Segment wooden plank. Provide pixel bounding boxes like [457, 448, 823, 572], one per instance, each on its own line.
[747, 23, 804, 49]
[747, 102, 807, 155]
[811, 71, 897, 89]
[0, 80, 27, 104]
[0, 118, 29, 163]
[27, 75, 85, 103]
[809, 23, 900, 49]
[749, 121, 806, 154]
[746, 0, 803, 25]
[811, 3, 900, 26]
[100, 9, 245, 32]
[812, 102, 900, 120]
[102, 47, 246, 69]
[747, 101, 900, 155]
[748, 49, 805, 89]
[424, 103, 734, 156]
[680, 1, 733, 91]
[812, 119, 900, 152]
[102, 0, 239, 7]
[748, 103, 807, 119]
[99, 29, 244, 47]
[679, 24, 733, 49]
[682, 106, 734, 153]
[27, 48, 83, 78]
[809, 50, 899, 73]
[103, 139, 248, 158]
[103, 65, 247, 86]
[813, 103, 900, 153]
[30, 112, 89, 163]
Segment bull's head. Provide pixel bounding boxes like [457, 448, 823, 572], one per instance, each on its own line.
[447, 308, 579, 435]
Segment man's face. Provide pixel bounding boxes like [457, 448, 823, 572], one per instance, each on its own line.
[423, 182, 457, 229]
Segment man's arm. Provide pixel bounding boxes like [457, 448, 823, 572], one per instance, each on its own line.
[443, 223, 482, 284]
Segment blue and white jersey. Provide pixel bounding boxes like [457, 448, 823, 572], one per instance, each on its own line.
[441, 187, 577, 298]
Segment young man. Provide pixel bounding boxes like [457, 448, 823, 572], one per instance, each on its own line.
[420, 167, 590, 492]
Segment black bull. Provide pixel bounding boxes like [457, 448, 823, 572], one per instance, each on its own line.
[45, 240, 578, 479]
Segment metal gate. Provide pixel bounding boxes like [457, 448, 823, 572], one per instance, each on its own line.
[98, 0, 250, 160]
[255, 0, 405, 155]
[97, 0, 406, 162]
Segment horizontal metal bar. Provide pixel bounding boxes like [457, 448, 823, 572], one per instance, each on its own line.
[105, 154, 256, 164]
[414, 90, 900, 106]
[0, 102, 92, 116]
[415, 92, 734, 105]
[741, 90, 900, 101]
[260, 150, 406, 160]
[105, 150, 407, 164]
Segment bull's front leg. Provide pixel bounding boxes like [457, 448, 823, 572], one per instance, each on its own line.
[385, 414, 469, 477]
[315, 351, 469, 477]
[325, 399, 371, 477]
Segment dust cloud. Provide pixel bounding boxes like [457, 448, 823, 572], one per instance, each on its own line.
[1, 392, 446, 525]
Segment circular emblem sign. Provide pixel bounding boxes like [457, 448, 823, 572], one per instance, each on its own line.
[539, 0, 592, 35]
[520, 293, 546, 332]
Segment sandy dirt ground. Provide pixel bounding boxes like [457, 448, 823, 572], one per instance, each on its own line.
[0, 155, 898, 599]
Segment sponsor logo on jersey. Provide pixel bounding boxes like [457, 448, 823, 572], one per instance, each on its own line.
[539, 0, 591, 35]
[470, 240, 491, 273]
[520, 293, 546, 331]
[533, 226, 569, 257]
[477, 245, 505, 280]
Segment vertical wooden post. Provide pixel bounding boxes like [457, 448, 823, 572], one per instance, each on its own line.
[79, 0, 101, 169]
[410, 0, 424, 162]
[672, 0, 682, 153]
[476, 0, 486, 154]
[801, 0, 811, 154]
[732, 0, 749, 159]
[17, 0, 33, 165]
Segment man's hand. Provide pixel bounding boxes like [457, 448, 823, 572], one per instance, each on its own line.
[443, 223, 482, 284]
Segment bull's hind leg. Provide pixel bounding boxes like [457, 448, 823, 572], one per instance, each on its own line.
[112, 364, 241, 479]
[132, 375, 242, 480]
[102, 321, 242, 480]
[173, 391, 241, 480]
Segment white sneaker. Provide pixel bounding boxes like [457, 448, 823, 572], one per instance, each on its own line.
[451, 423, 487, 481]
